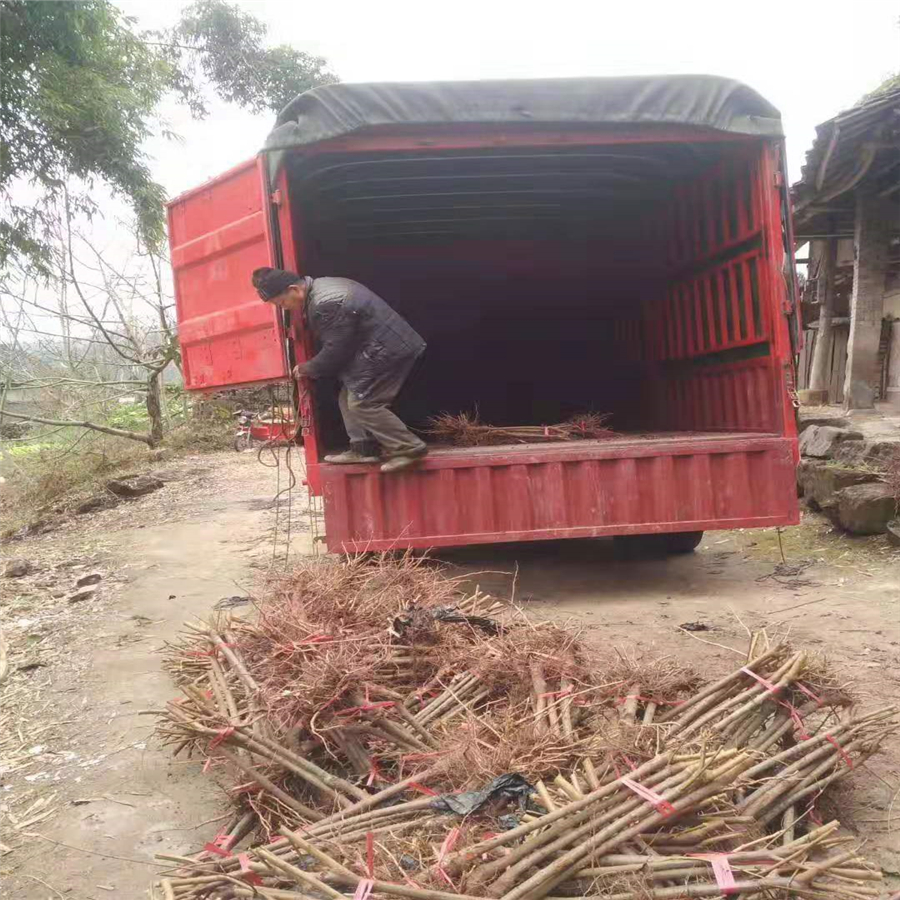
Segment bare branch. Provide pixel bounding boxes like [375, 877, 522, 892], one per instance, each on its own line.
[0, 409, 154, 445]
[62, 189, 145, 367]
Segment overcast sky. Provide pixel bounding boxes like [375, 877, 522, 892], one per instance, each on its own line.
[118, 0, 900, 198]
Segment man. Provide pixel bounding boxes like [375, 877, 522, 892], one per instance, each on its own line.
[252, 268, 428, 473]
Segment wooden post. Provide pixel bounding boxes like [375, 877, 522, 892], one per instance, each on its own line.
[844, 187, 891, 410]
[806, 239, 838, 404]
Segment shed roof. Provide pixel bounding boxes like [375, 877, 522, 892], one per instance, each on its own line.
[792, 86, 900, 235]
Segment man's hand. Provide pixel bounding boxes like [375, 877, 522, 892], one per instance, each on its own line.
[292, 364, 308, 380]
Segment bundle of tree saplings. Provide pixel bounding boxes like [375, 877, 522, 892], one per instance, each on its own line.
[149, 554, 895, 900]
[426, 412, 615, 447]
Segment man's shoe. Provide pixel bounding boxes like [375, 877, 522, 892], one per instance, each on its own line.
[380, 446, 427, 473]
[324, 450, 380, 464]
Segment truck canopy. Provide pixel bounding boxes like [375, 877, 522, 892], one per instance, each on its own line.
[265, 75, 782, 164]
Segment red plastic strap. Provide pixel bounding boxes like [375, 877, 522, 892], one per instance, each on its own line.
[433, 827, 461, 889]
[238, 853, 263, 886]
[203, 832, 235, 857]
[367, 757, 383, 787]
[786, 705, 811, 742]
[400, 752, 444, 763]
[409, 782, 438, 796]
[366, 832, 375, 877]
[436, 827, 460, 866]
[209, 726, 235, 749]
[353, 878, 374, 900]
[540, 687, 573, 699]
[825, 734, 854, 769]
[620, 776, 675, 816]
[741, 667, 779, 693]
[689, 854, 738, 895]
[795, 682, 823, 705]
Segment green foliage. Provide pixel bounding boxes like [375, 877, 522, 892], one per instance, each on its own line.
[167, 0, 338, 117]
[1, 0, 172, 268]
[105, 402, 151, 431]
[1, 0, 337, 273]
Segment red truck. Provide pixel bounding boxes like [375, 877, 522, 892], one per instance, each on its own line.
[168, 75, 801, 553]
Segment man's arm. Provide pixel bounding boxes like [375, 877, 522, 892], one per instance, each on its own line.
[296, 302, 360, 379]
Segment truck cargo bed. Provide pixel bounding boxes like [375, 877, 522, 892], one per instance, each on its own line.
[321, 431, 797, 552]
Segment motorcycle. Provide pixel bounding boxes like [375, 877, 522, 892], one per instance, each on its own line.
[233, 410, 258, 452]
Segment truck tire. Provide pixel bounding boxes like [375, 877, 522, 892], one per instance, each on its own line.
[663, 531, 704, 554]
[614, 531, 704, 557]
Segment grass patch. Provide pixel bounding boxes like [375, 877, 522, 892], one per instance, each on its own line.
[0, 404, 233, 535]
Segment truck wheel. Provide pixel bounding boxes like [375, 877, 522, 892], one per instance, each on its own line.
[614, 531, 704, 557]
[664, 531, 704, 554]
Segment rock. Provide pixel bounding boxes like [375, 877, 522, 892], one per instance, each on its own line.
[76, 572, 103, 587]
[831, 439, 900, 468]
[3, 558, 35, 578]
[68, 585, 98, 603]
[798, 415, 850, 434]
[833, 483, 897, 535]
[76, 495, 119, 515]
[887, 519, 900, 548]
[797, 461, 878, 510]
[798, 425, 865, 459]
[106, 475, 164, 498]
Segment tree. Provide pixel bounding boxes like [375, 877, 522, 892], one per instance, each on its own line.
[0, 0, 337, 273]
[0, 197, 181, 448]
[166, 0, 338, 118]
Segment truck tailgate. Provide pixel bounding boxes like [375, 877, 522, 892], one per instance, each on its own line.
[320, 433, 799, 552]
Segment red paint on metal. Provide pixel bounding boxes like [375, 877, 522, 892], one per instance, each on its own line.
[321, 435, 798, 553]
[168, 117, 800, 550]
[167, 157, 289, 390]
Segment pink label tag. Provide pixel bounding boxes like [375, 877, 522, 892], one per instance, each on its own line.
[352, 878, 374, 900]
[691, 854, 738, 895]
[620, 776, 675, 816]
[741, 666, 778, 693]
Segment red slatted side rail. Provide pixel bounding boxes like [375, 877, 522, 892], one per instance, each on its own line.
[657, 250, 770, 361]
[650, 149, 770, 364]
[656, 358, 780, 433]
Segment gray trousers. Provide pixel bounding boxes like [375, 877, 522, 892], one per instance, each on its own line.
[338, 357, 426, 457]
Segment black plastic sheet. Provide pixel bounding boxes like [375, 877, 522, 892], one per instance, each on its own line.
[430, 773, 534, 816]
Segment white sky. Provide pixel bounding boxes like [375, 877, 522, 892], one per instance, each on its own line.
[118, 0, 900, 198]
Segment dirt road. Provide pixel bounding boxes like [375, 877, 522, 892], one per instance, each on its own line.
[1, 450, 898, 897]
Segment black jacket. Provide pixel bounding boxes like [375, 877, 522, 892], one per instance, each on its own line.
[300, 277, 425, 398]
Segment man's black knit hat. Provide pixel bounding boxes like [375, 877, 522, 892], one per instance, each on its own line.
[252, 267, 302, 301]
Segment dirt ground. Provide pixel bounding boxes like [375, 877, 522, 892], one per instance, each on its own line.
[1, 450, 898, 898]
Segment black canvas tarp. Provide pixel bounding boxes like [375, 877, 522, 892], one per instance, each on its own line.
[264, 75, 783, 164]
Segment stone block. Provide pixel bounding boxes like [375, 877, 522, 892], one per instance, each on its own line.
[106, 475, 164, 498]
[798, 425, 865, 459]
[832, 439, 900, 468]
[798, 415, 850, 434]
[833, 482, 897, 535]
[797, 461, 878, 510]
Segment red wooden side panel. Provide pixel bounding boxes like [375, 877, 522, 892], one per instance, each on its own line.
[658, 359, 782, 432]
[321, 437, 799, 552]
[651, 150, 770, 364]
[167, 157, 289, 390]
